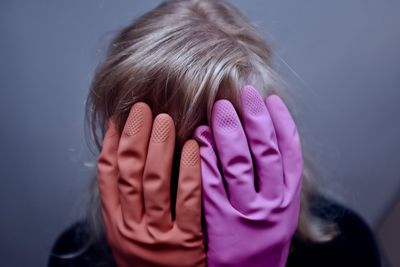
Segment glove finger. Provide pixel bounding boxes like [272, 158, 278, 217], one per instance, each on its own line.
[175, 140, 202, 236]
[98, 118, 122, 228]
[143, 113, 175, 232]
[240, 85, 284, 202]
[117, 102, 152, 225]
[211, 100, 256, 214]
[266, 95, 304, 206]
[194, 126, 231, 225]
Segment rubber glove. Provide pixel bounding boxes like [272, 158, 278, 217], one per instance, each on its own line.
[194, 86, 303, 267]
[97, 102, 206, 267]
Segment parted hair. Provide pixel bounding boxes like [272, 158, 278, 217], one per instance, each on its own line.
[85, 0, 337, 246]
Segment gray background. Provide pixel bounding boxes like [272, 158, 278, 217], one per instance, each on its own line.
[0, 0, 399, 266]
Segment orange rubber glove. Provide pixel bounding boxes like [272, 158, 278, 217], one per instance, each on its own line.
[97, 102, 206, 267]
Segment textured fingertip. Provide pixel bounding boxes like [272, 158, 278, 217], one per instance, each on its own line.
[194, 125, 215, 151]
[241, 85, 266, 115]
[124, 102, 149, 136]
[194, 125, 210, 142]
[181, 140, 199, 167]
[212, 100, 240, 130]
[151, 113, 173, 143]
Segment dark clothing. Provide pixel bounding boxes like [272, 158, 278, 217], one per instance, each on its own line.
[286, 196, 381, 267]
[48, 196, 381, 267]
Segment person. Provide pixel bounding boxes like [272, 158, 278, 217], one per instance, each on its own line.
[48, 0, 381, 266]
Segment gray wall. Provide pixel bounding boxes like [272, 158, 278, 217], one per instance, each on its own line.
[0, 1, 399, 266]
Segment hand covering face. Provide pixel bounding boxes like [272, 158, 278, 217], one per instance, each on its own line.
[97, 102, 206, 267]
[194, 86, 303, 267]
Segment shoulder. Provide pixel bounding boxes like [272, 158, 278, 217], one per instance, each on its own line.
[48, 221, 117, 267]
[287, 195, 381, 267]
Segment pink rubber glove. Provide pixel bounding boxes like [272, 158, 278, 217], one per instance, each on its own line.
[194, 86, 303, 267]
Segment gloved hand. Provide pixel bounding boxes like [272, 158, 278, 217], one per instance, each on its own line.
[97, 102, 206, 267]
[194, 86, 303, 267]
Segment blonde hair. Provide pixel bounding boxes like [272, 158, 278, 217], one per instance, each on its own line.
[85, 0, 336, 245]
